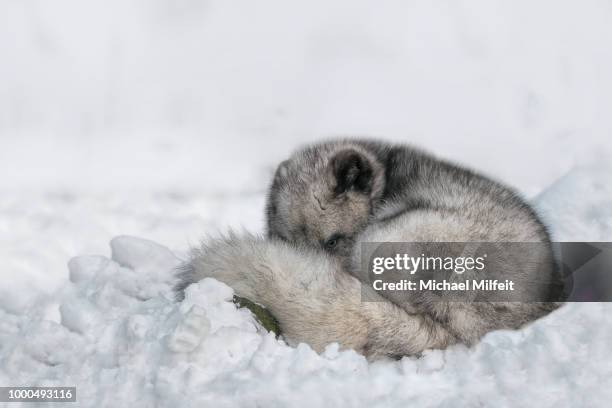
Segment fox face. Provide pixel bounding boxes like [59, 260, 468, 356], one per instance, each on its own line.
[266, 142, 385, 257]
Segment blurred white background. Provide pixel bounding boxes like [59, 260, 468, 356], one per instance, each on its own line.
[1, 0, 611, 308]
[2, 0, 612, 192]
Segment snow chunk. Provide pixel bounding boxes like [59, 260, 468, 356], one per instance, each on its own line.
[166, 306, 211, 353]
[111, 235, 180, 273]
[60, 296, 104, 335]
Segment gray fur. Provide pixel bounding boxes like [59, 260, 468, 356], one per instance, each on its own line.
[175, 138, 562, 359]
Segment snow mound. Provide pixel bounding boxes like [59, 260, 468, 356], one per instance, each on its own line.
[1, 232, 612, 407]
[535, 165, 612, 241]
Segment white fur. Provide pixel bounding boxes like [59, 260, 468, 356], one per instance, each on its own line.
[183, 233, 455, 359]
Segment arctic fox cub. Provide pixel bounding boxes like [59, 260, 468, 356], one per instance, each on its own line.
[175, 139, 561, 359]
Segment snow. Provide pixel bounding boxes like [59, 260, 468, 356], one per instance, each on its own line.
[1, 0, 612, 406]
[0, 167, 611, 407]
[534, 165, 612, 241]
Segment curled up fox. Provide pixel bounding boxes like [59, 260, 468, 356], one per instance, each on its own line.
[175, 139, 562, 360]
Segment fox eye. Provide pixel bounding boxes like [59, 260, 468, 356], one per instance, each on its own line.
[324, 234, 344, 251]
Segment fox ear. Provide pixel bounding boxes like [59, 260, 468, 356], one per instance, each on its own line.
[273, 160, 290, 181]
[330, 149, 375, 195]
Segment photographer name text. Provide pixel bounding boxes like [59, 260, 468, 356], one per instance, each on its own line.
[372, 279, 515, 292]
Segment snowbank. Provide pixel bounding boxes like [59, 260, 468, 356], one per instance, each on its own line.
[2, 236, 611, 408]
[1, 166, 611, 407]
[535, 165, 612, 241]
